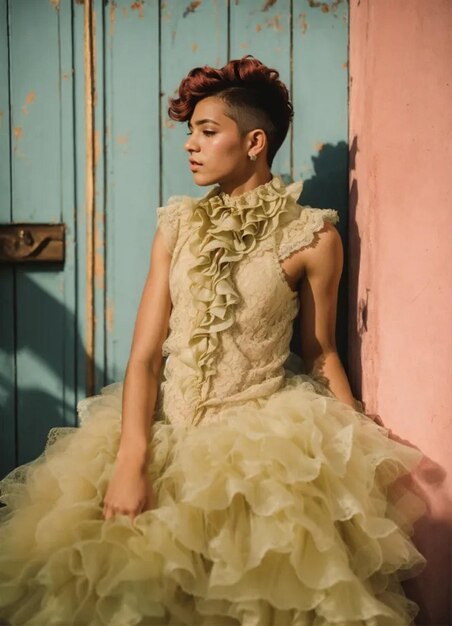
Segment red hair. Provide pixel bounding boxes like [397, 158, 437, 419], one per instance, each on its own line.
[168, 55, 294, 166]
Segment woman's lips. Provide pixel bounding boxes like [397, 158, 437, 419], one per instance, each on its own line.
[189, 160, 202, 171]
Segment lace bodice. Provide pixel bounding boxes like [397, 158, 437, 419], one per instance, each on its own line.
[156, 175, 339, 426]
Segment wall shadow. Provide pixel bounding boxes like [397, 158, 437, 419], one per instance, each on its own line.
[347, 134, 363, 400]
[289, 141, 350, 372]
[402, 450, 452, 626]
[0, 268, 105, 478]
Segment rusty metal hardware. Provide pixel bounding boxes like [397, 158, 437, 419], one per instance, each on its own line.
[0, 224, 65, 264]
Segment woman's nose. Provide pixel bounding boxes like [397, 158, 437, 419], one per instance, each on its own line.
[184, 134, 199, 153]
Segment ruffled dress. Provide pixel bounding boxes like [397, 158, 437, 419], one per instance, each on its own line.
[0, 175, 426, 626]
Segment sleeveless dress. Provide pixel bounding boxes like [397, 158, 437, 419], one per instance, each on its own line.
[0, 175, 425, 626]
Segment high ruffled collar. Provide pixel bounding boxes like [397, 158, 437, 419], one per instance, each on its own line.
[206, 175, 288, 209]
[198, 175, 304, 214]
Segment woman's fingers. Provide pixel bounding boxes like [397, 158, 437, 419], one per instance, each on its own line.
[101, 476, 153, 521]
[102, 501, 142, 521]
[103, 503, 114, 520]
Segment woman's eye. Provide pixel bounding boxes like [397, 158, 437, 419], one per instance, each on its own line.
[186, 130, 215, 137]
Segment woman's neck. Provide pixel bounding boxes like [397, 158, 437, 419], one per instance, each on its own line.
[217, 168, 273, 198]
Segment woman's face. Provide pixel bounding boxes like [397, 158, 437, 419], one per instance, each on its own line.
[184, 96, 252, 188]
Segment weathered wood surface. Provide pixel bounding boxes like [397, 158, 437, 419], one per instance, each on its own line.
[0, 0, 77, 475]
[0, 0, 348, 476]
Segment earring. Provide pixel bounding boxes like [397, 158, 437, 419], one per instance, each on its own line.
[249, 153, 257, 161]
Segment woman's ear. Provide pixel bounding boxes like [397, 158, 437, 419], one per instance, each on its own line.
[247, 128, 267, 159]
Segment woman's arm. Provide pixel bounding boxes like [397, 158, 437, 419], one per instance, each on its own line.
[297, 221, 357, 409]
[102, 226, 172, 520]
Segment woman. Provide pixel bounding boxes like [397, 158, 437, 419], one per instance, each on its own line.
[0, 56, 425, 626]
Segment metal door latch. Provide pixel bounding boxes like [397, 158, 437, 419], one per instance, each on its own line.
[0, 224, 65, 264]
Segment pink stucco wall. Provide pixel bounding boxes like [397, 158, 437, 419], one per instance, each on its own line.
[348, 1, 452, 623]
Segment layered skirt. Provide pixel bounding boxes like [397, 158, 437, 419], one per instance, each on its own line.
[0, 377, 425, 625]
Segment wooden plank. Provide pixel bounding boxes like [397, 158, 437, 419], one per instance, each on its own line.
[0, 0, 16, 477]
[104, 0, 161, 382]
[73, 0, 106, 401]
[9, 0, 77, 464]
[57, 0, 77, 428]
[229, 0, 292, 180]
[73, 0, 90, 403]
[160, 0, 229, 200]
[292, 0, 349, 364]
[292, 0, 348, 183]
[91, 0, 106, 393]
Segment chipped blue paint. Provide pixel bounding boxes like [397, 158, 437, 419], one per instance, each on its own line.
[0, 0, 349, 476]
[0, 0, 77, 473]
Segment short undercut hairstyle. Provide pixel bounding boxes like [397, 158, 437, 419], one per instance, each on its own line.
[168, 55, 294, 167]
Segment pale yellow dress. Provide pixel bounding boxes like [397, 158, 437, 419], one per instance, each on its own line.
[0, 176, 425, 625]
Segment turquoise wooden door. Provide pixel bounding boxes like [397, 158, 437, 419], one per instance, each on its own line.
[0, 0, 78, 476]
[0, 0, 348, 478]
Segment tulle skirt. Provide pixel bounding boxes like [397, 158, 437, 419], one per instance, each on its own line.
[0, 377, 426, 626]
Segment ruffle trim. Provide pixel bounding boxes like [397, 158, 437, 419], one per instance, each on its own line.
[179, 176, 303, 425]
[277, 207, 340, 261]
[156, 195, 196, 255]
[0, 381, 426, 626]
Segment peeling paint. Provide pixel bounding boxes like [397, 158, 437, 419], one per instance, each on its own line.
[21, 91, 36, 116]
[164, 118, 175, 129]
[0, 111, 3, 128]
[84, 0, 96, 396]
[116, 133, 129, 154]
[48, 0, 60, 11]
[262, 0, 277, 11]
[192, 42, 199, 53]
[94, 210, 105, 290]
[255, 23, 262, 32]
[342, 61, 348, 69]
[94, 12, 99, 108]
[94, 250, 104, 290]
[307, 0, 344, 14]
[12, 125, 27, 160]
[131, 1, 145, 19]
[26, 91, 36, 106]
[314, 141, 324, 152]
[183, 1, 201, 18]
[240, 42, 250, 49]
[106, 300, 114, 333]
[267, 14, 284, 33]
[122, 6, 128, 17]
[109, 1, 117, 38]
[299, 12, 308, 34]
[62, 69, 74, 80]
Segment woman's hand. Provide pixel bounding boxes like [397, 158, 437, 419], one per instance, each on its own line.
[102, 456, 154, 521]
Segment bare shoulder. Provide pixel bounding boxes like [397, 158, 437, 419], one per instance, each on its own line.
[302, 220, 343, 275]
[282, 220, 342, 287]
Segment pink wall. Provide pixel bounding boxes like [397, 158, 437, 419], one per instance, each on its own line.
[348, 1, 452, 623]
